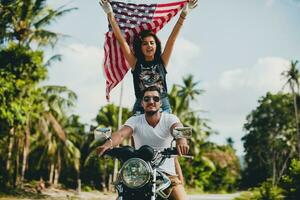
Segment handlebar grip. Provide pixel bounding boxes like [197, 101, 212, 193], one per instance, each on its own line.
[181, 155, 194, 159]
[161, 148, 193, 159]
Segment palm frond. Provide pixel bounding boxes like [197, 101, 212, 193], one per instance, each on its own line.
[44, 54, 62, 67]
[32, 0, 47, 16]
[34, 7, 77, 28]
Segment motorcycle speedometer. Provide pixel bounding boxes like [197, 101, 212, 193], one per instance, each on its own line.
[120, 158, 151, 189]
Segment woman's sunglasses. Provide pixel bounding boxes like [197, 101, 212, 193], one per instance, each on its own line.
[143, 96, 160, 103]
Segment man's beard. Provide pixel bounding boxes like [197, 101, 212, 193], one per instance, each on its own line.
[145, 109, 159, 116]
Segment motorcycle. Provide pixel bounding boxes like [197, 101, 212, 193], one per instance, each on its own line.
[93, 126, 193, 200]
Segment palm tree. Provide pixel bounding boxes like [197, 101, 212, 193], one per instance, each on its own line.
[177, 75, 204, 109]
[169, 75, 211, 154]
[282, 60, 300, 158]
[0, 0, 76, 47]
[29, 85, 78, 186]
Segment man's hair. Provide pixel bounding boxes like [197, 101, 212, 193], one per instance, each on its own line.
[133, 30, 162, 61]
[142, 86, 161, 97]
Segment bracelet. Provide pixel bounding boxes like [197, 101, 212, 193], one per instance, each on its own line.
[180, 14, 186, 20]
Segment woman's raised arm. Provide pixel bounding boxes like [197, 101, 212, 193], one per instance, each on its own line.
[161, 0, 198, 67]
[99, 0, 136, 68]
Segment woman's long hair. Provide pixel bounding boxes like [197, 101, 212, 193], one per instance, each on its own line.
[133, 30, 162, 62]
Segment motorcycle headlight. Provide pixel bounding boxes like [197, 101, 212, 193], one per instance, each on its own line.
[121, 158, 151, 189]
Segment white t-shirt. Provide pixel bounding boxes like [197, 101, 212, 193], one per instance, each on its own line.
[124, 113, 180, 175]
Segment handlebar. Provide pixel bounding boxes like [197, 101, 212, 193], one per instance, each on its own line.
[160, 148, 194, 159]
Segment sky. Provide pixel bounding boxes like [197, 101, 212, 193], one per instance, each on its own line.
[45, 0, 300, 155]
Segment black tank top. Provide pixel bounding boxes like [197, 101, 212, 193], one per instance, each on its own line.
[132, 58, 168, 99]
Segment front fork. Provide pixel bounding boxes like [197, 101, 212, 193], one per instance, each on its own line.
[116, 184, 123, 200]
[151, 168, 157, 200]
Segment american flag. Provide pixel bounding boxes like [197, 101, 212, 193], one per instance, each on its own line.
[103, 0, 186, 100]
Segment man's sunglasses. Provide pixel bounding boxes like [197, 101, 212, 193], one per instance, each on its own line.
[143, 96, 160, 103]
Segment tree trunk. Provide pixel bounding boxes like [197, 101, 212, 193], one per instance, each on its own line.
[13, 136, 20, 188]
[53, 152, 61, 186]
[53, 166, 59, 186]
[6, 128, 14, 171]
[21, 122, 30, 183]
[277, 150, 293, 185]
[292, 93, 300, 159]
[272, 151, 276, 186]
[49, 163, 55, 184]
[77, 172, 81, 193]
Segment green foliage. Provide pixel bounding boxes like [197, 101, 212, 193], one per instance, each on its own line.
[169, 75, 241, 192]
[0, 0, 77, 47]
[0, 43, 47, 127]
[242, 92, 297, 187]
[95, 104, 131, 132]
[182, 142, 241, 192]
[257, 180, 285, 200]
[202, 143, 241, 192]
[0, 0, 81, 190]
[280, 159, 300, 200]
[234, 180, 285, 200]
[180, 153, 215, 191]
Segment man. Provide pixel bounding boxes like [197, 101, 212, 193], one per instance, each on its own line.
[97, 86, 190, 200]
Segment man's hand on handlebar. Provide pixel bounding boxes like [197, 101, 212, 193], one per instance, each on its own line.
[175, 138, 189, 156]
[96, 142, 112, 157]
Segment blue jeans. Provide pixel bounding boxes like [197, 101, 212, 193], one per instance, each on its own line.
[132, 96, 172, 115]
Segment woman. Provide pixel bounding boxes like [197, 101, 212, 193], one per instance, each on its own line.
[100, 0, 198, 115]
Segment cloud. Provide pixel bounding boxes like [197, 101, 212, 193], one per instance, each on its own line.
[167, 37, 201, 84]
[45, 43, 137, 124]
[265, 0, 276, 7]
[45, 43, 106, 123]
[201, 57, 290, 155]
[265, 0, 300, 8]
[219, 57, 289, 92]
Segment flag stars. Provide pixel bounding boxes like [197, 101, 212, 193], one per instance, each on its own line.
[128, 12, 132, 16]
[134, 9, 138, 13]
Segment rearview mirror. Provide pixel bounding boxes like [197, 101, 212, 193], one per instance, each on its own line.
[172, 127, 192, 139]
[94, 127, 112, 143]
